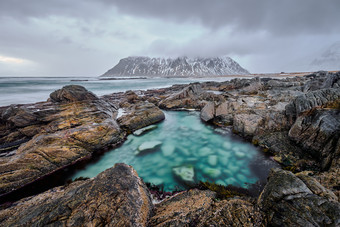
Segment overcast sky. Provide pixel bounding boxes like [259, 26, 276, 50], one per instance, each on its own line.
[0, 0, 339, 76]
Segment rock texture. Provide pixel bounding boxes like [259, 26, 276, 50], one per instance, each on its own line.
[258, 169, 340, 226]
[102, 56, 249, 77]
[149, 189, 265, 226]
[0, 86, 165, 199]
[0, 163, 154, 226]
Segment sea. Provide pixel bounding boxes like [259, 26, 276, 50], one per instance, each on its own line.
[0, 76, 235, 107]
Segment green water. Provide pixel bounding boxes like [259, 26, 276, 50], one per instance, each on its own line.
[71, 111, 278, 191]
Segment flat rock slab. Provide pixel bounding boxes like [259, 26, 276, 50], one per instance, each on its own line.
[133, 124, 157, 136]
[136, 141, 162, 155]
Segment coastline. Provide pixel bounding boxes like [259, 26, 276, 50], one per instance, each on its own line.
[0, 71, 339, 226]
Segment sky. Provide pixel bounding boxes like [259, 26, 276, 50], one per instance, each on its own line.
[0, 0, 339, 77]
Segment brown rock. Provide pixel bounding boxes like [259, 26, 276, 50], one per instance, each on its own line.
[0, 163, 154, 226]
[50, 85, 98, 103]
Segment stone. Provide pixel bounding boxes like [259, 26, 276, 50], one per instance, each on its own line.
[258, 168, 340, 226]
[49, 85, 98, 103]
[118, 101, 165, 132]
[136, 141, 162, 155]
[161, 143, 175, 157]
[200, 102, 215, 122]
[288, 108, 340, 170]
[0, 163, 154, 226]
[133, 124, 157, 136]
[172, 165, 195, 185]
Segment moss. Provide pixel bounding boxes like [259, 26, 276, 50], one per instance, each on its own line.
[283, 165, 298, 173]
[196, 181, 249, 200]
[324, 100, 340, 110]
[252, 139, 259, 146]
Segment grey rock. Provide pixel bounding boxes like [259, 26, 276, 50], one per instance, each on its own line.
[258, 168, 340, 226]
[200, 102, 215, 122]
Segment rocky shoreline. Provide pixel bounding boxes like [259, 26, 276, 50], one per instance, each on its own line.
[0, 71, 339, 226]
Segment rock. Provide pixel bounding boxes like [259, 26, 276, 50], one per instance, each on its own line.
[50, 85, 98, 103]
[0, 99, 125, 197]
[200, 102, 215, 122]
[258, 168, 340, 226]
[233, 113, 263, 138]
[172, 165, 195, 185]
[133, 124, 157, 136]
[158, 84, 202, 109]
[0, 163, 154, 226]
[118, 101, 165, 132]
[215, 101, 229, 116]
[285, 88, 340, 120]
[207, 155, 218, 166]
[136, 141, 162, 155]
[288, 109, 340, 170]
[149, 189, 265, 226]
[161, 143, 175, 157]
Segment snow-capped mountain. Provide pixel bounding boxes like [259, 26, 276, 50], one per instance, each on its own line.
[101, 56, 249, 77]
[310, 41, 340, 71]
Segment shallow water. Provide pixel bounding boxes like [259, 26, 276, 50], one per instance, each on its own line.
[71, 111, 279, 191]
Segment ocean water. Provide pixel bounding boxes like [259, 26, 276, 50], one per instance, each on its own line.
[71, 111, 279, 191]
[0, 76, 233, 107]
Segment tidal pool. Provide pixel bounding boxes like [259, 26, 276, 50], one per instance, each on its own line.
[70, 111, 279, 191]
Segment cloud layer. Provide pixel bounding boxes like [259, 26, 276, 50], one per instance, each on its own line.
[0, 0, 339, 76]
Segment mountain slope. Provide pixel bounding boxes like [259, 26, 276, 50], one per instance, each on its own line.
[101, 56, 249, 77]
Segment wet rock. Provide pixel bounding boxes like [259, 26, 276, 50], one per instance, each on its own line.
[0, 163, 154, 226]
[172, 165, 195, 185]
[133, 124, 157, 136]
[50, 85, 98, 103]
[258, 168, 340, 226]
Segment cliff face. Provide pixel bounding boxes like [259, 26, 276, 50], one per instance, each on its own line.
[101, 56, 249, 77]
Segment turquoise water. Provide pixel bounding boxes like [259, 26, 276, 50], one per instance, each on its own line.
[71, 111, 278, 191]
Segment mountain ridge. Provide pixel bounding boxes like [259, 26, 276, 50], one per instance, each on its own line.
[101, 56, 249, 77]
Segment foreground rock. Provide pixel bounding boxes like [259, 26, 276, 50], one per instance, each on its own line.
[149, 189, 264, 226]
[0, 163, 154, 226]
[0, 86, 165, 199]
[258, 169, 340, 226]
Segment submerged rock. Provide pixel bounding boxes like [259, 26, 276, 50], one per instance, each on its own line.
[172, 165, 195, 185]
[133, 124, 157, 136]
[0, 163, 154, 226]
[136, 141, 162, 155]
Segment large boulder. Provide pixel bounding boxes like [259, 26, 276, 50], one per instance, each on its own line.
[50, 85, 98, 103]
[118, 101, 165, 133]
[258, 169, 340, 226]
[0, 163, 154, 226]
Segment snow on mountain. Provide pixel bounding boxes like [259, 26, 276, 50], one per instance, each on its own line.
[101, 56, 249, 77]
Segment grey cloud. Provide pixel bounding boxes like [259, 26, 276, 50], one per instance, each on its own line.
[109, 0, 340, 35]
